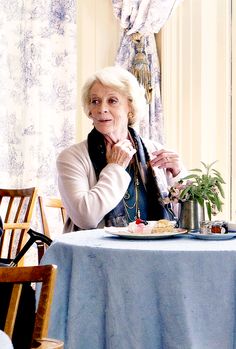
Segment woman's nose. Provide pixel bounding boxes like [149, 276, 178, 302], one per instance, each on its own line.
[98, 101, 108, 113]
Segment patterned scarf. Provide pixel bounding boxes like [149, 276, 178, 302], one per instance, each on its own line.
[87, 127, 175, 227]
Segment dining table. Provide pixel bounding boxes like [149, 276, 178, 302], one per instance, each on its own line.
[41, 228, 236, 349]
[0, 330, 14, 349]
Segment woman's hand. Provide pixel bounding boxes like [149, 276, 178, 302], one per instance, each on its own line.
[150, 149, 182, 177]
[106, 139, 136, 168]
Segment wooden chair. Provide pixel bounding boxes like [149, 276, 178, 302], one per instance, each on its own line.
[37, 196, 66, 262]
[0, 187, 38, 265]
[0, 264, 64, 349]
[38, 196, 66, 239]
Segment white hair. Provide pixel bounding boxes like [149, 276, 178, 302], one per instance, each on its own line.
[81, 65, 147, 126]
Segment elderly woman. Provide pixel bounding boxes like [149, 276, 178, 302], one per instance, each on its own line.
[57, 66, 186, 232]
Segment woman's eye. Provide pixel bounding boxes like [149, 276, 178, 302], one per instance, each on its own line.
[108, 98, 118, 104]
[90, 99, 100, 105]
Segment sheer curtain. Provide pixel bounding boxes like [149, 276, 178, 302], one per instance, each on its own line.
[112, 0, 183, 143]
[0, 0, 76, 198]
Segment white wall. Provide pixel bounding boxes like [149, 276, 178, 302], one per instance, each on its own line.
[77, 0, 120, 141]
[161, 0, 234, 220]
[233, 0, 236, 219]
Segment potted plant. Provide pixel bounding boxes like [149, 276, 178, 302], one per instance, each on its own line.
[165, 161, 225, 222]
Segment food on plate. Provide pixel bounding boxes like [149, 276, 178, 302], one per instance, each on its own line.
[200, 220, 228, 234]
[151, 219, 175, 233]
[128, 219, 175, 234]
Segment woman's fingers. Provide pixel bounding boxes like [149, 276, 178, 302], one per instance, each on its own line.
[150, 149, 182, 177]
[106, 139, 136, 168]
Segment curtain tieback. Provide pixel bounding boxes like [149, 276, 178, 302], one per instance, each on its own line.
[130, 32, 152, 104]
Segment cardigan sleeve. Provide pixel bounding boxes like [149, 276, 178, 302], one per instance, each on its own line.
[57, 142, 131, 230]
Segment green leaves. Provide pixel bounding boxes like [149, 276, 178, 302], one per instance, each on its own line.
[173, 161, 225, 220]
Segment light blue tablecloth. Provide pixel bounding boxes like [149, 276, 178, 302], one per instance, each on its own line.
[0, 330, 14, 349]
[41, 229, 236, 349]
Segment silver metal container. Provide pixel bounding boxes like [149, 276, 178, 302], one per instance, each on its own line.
[179, 200, 205, 232]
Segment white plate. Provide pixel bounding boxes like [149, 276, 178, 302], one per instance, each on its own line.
[104, 227, 187, 240]
[188, 232, 236, 240]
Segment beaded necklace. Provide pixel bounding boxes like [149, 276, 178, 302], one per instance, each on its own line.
[123, 161, 140, 222]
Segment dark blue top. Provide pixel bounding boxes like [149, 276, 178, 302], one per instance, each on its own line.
[124, 165, 148, 222]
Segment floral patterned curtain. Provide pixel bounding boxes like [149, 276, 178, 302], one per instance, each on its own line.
[112, 0, 183, 143]
[0, 0, 76, 197]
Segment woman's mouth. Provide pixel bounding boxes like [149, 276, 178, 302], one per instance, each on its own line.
[97, 119, 112, 123]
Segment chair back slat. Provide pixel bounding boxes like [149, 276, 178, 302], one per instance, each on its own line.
[0, 187, 38, 264]
[14, 197, 25, 222]
[37, 196, 66, 263]
[4, 284, 22, 337]
[38, 196, 66, 239]
[5, 197, 14, 222]
[7, 230, 15, 259]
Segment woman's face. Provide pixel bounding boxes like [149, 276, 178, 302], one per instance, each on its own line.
[88, 82, 131, 142]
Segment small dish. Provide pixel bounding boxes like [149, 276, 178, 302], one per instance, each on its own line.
[188, 232, 236, 240]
